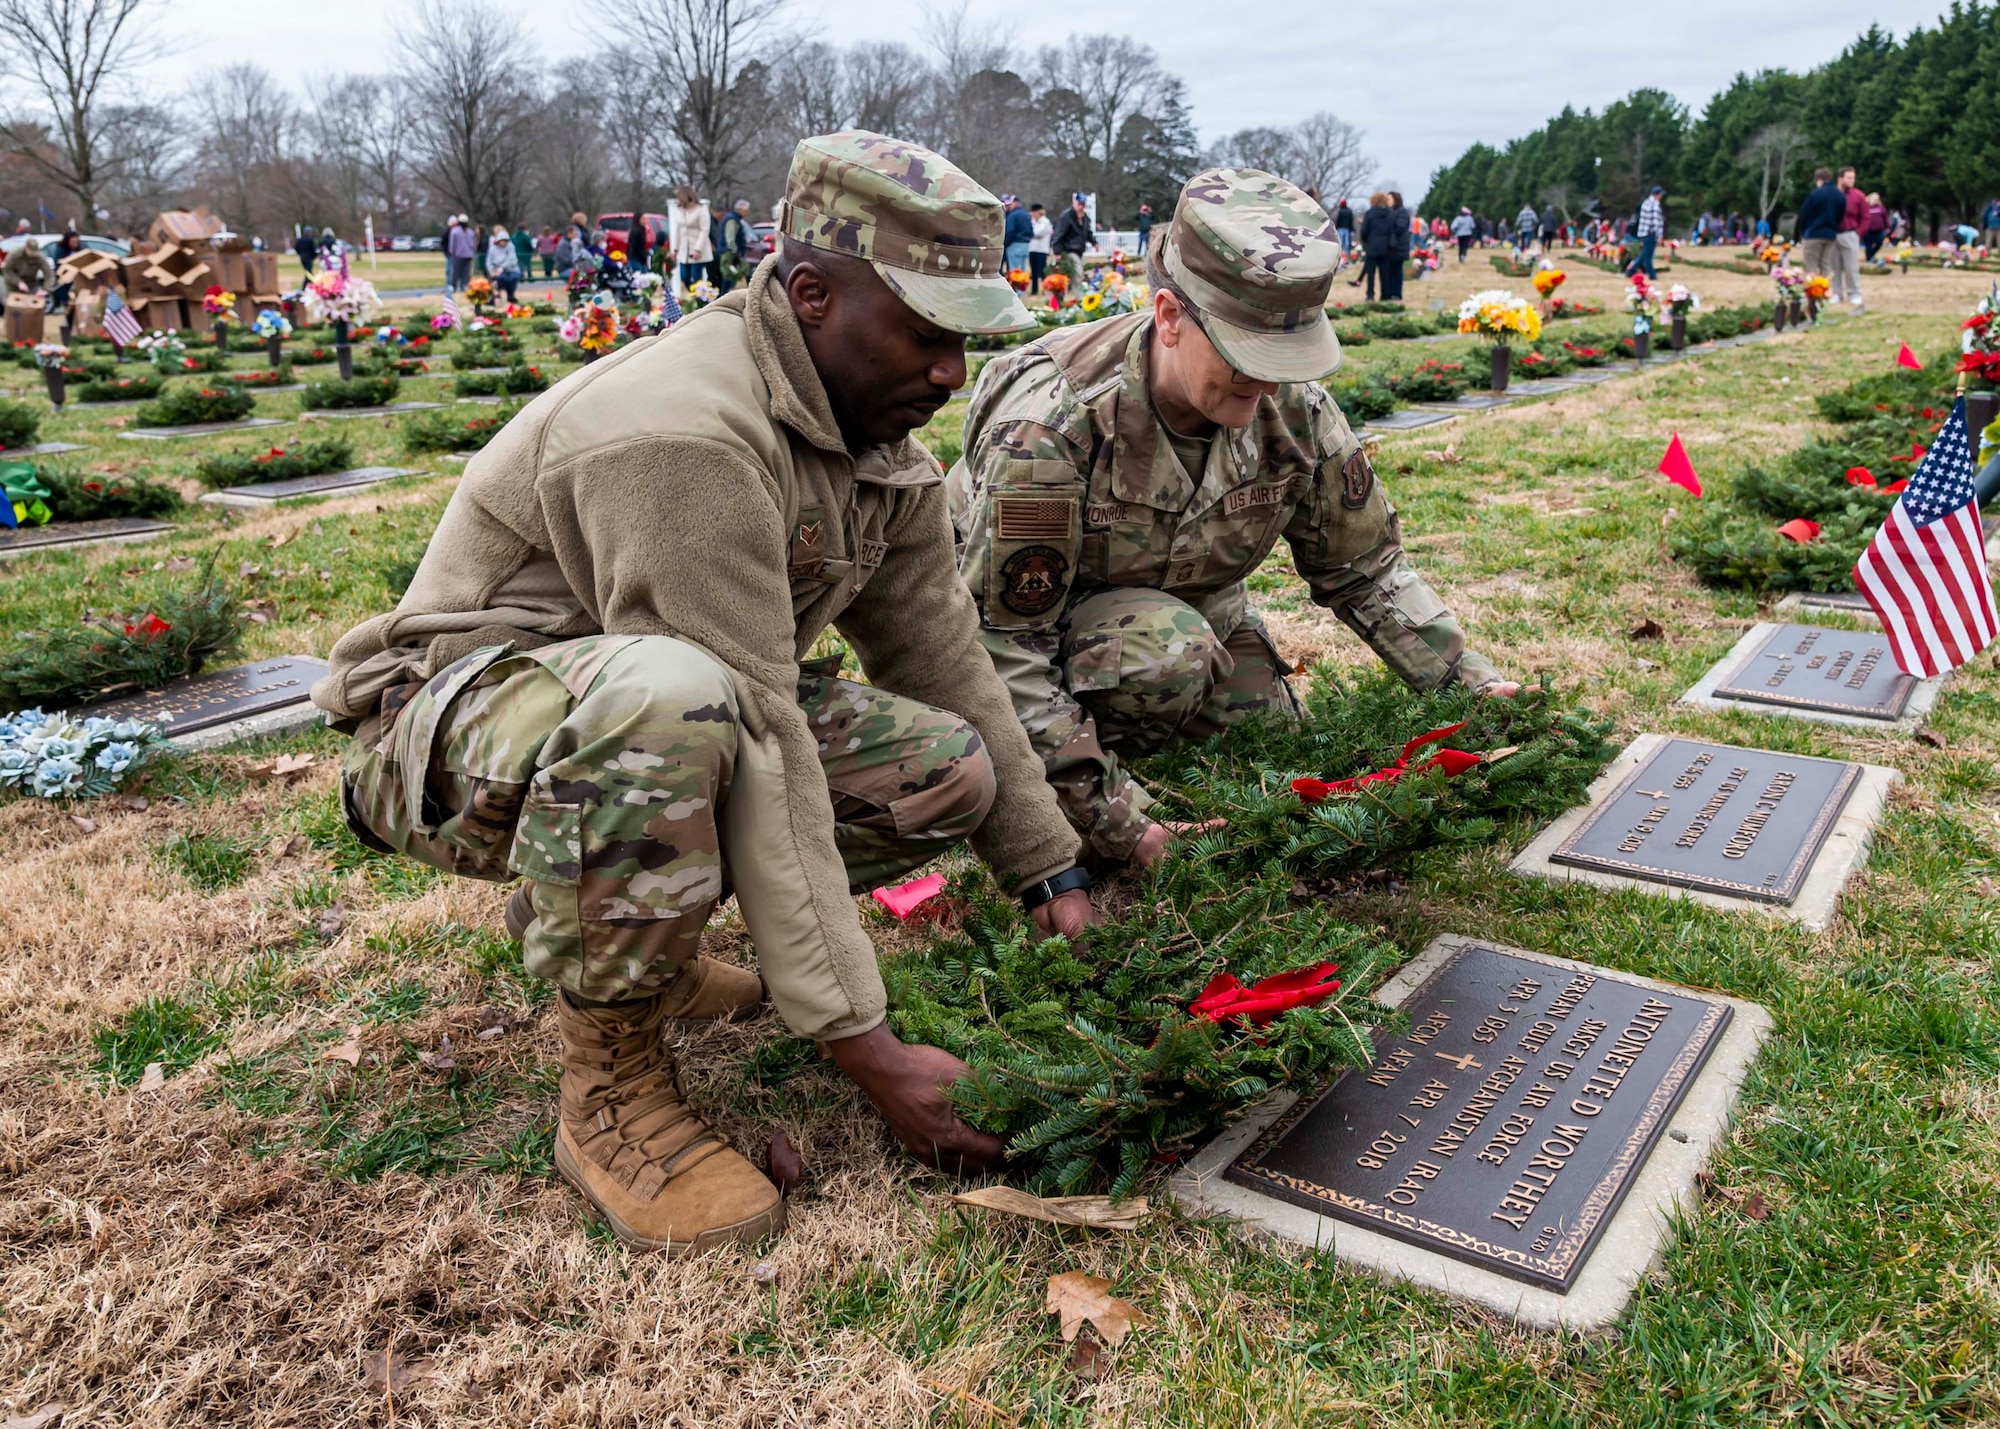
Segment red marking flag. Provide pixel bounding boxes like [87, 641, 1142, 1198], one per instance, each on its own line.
[1776, 518, 1821, 543]
[1896, 343, 1923, 370]
[1854, 398, 1999, 677]
[1658, 433, 1702, 496]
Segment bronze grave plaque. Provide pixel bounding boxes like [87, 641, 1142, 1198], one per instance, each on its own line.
[1549, 737, 1860, 904]
[0, 516, 172, 555]
[1712, 623, 1915, 719]
[1227, 943, 1732, 1291]
[76, 656, 328, 735]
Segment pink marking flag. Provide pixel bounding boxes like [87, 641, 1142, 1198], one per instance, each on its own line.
[1658, 433, 1702, 496]
[1853, 397, 2000, 677]
[872, 871, 945, 919]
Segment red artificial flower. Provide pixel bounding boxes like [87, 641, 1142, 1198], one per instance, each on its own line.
[1963, 313, 1992, 330]
[1889, 443, 1928, 464]
[1922, 407, 1936, 419]
[1190, 963, 1342, 1027]
[204, 284, 223, 296]
[82, 480, 101, 493]
[1776, 517, 1821, 543]
[123, 613, 172, 640]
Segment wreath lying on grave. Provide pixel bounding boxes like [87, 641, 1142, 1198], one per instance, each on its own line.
[133, 383, 256, 427]
[193, 434, 356, 489]
[401, 402, 521, 454]
[0, 566, 246, 710]
[1329, 372, 1397, 423]
[1388, 359, 1472, 403]
[0, 399, 37, 449]
[75, 373, 164, 403]
[1670, 360, 1954, 590]
[12, 467, 182, 521]
[756, 675, 1616, 1196]
[300, 375, 399, 410]
[453, 364, 550, 397]
[220, 365, 294, 388]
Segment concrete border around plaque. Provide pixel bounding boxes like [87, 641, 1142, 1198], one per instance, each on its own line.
[1419, 393, 1516, 412]
[0, 516, 174, 560]
[1169, 934, 1772, 1332]
[1508, 379, 1585, 396]
[0, 441, 86, 456]
[1774, 591, 1879, 625]
[1560, 369, 1619, 384]
[74, 655, 329, 751]
[299, 402, 446, 421]
[1510, 732, 1895, 930]
[1679, 622, 1944, 734]
[121, 417, 289, 440]
[1364, 409, 1458, 432]
[199, 466, 425, 508]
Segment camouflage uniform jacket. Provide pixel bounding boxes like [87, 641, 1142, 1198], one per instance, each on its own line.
[947, 310, 1499, 857]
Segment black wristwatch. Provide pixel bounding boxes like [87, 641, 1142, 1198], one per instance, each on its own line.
[1019, 865, 1091, 912]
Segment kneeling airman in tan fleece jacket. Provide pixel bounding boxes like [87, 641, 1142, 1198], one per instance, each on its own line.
[314, 131, 1092, 1251]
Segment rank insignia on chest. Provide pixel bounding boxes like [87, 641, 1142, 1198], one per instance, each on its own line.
[1224, 484, 1290, 516]
[788, 509, 827, 580]
[1341, 448, 1376, 510]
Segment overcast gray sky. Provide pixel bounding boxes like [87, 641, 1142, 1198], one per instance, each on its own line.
[166, 0, 1951, 200]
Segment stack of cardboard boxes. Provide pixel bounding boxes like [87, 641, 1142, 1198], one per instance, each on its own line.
[56, 207, 282, 338]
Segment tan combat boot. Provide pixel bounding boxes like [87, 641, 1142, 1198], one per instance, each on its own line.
[506, 884, 765, 1023]
[554, 991, 785, 1250]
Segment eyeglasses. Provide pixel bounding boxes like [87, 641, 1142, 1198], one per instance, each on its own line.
[1169, 296, 1258, 386]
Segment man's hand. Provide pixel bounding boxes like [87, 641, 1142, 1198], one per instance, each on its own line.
[1478, 680, 1522, 698]
[1130, 818, 1228, 870]
[1030, 887, 1098, 939]
[824, 1023, 1004, 1173]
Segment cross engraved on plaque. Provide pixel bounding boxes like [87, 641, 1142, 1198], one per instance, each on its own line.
[1548, 737, 1861, 904]
[1226, 943, 1732, 1291]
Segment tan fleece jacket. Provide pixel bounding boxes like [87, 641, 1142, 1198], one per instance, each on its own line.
[315, 256, 1081, 1038]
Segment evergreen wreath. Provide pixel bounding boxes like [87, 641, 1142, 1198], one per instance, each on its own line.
[133, 383, 256, 427]
[193, 434, 356, 489]
[0, 566, 246, 710]
[299, 375, 400, 410]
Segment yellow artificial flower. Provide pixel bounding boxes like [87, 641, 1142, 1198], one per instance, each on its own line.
[1080, 292, 1103, 313]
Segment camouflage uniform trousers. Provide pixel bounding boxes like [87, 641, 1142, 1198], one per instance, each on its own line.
[1061, 587, 1302, 756]
[340, 633, 995, 1002]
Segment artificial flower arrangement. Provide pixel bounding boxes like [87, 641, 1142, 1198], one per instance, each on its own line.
[1759, 244, 1789, 266]
[506, 303, 535, 319]
[1409, 245, 1441, 274]
[1625, 275, 1659, 335]
[463, 275, 495, 306]
[1041, 271, 1070, 311]
[1531, 268, 1566, 298]
[1007, 268, 1030, 292]
[303, 268, 379, 327]
[251, 308, 291, 339]
[1804, 274, 1831, 301]
[1772, 265, 1807, 300]
[202, 286, 237, 317]
[430, 306, 457, 333]
[1457, 289, 1542, 343]
[0, 707, 167, 800]
[682, 279, 721, 312]
[34, 342, 67, 370]
[135, 329, 186, 372]
[560, 294, 622, 353]
[1663, 284, 1699, 317]
[1958, 291, 2000, 388]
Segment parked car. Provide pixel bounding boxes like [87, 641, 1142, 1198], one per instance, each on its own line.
[390, 234, 414, 252]
[416, 235, 442, 252]
[599, 211, 669, 251]
[752, 222, 777, 258]
[372, 234, 393, 251]
[1, 232, 129, 259]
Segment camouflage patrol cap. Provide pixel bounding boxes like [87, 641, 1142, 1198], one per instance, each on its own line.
[781, 130, 1037, 336]
[1159, 168, 1343, 382]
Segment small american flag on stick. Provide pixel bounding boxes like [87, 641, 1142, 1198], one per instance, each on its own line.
[102, 288, 141, 347]
[1853, 396, 1999, 676]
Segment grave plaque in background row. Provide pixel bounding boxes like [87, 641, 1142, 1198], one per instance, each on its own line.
[1227, 943, 1731, 1291]
[1549, 737, 1859, 905]
[1711, 622, 1915, 720]
[78, 656, 329, 736]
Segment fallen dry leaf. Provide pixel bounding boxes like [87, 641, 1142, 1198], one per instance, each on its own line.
[749, 1261, 780, 1287]
[273, 834, 308, 859]
[1069, 1335, 1109, 1381]
[119, 795, 149, 811]
[246, 598, 278, 624]
[1628, 619, 1665, 640]
[361, 1347, 433, 1395]
[248, 752, 315, 781]
[1045, 1271, 1148, 1346]
[766, 1130, 804, 1196]
[161, 555, 195, 572]
[137, 1062, 165, 1093]
[238, 561, 261, 578]
[3, 1407, 64, 1429]
[267, 529, 294, 548]
[1915, 727, 1945, 748]
[322, 1027, 364, 1068]
[1481, 745, 1520, 766]
[418, 1035, 456, 1072]
[69, 815, 96, 833]
[1742, 1190, 1770, 1221]
[316, 901, 349, 941]
[955, 1186, 1147, 1231]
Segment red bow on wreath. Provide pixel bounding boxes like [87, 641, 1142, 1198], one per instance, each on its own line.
[1190, 962, 1342, 1026]
[1845, 466, 1908, 495]
[1290, 722, 1483, 804]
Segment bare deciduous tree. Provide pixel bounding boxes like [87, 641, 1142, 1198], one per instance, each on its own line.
[1289, 111, 1372, 204]
[190, 64, 293, 232]
[1738, 121, 1808, 224]
[634, 0, 793, 198]
[1037, 34, 1161, 199]
[845, 43, 928, 140]
[394, 0, 541, 224]
[0, 0, 166, 223]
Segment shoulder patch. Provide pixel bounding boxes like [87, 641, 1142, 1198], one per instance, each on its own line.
[998, 545, 1070, 616]
[995, 495, 1076, 541]
[1341, 448, 1375, 510]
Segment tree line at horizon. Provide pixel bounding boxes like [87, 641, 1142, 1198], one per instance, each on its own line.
[0, 0, 1376, 246]
[1423, 3, 2000, 238]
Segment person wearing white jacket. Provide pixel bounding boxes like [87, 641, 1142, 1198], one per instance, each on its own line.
[668, 186, 714, 292]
